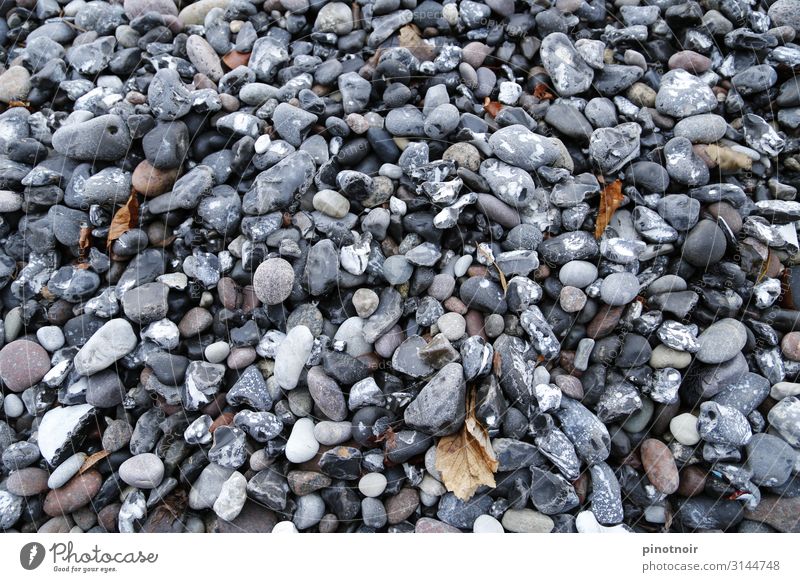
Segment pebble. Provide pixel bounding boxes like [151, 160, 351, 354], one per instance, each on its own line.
[696, 318, 747, 364]
[0, 0, 795, 537]
[285, 418, 319, 464]
[0, 339, 51, 392]
[119, 453, 165, 489]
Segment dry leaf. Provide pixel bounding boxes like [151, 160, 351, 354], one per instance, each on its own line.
[79, 449, 110, 474]
[222, 50, 250, 69]
[107, 189, 139, 247]
[533, 84, 555, 101]
[594, 179, 624, 239]
[476, 245, 508, 293]
[398, 24, 436, 61]
[77, 223, 92, 263]
[435, 389, 499, 501]
[483, 97, 503, 118]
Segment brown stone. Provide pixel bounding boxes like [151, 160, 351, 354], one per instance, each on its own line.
[5, 467, 49, 496]
[706, 202, 742, 235]
[586, 305, 624, 338]
[668, 50, 712, 73]
[97, 503, 121, 532]
[132, 160, 179, 197]
[443, 296, 468, 315]
[287, 470, 332, 496]
[554, 374, 584, 399]
[222, 51, 250, 69]
[227, 347, 256, 370]
[241, 285, 260, 313]
[781, 331, 800, 361]
[743, 495, 800, 532]
[640, 439, 679, 494]
[677, 465, 707, 497]
[217, 277, 241, 310]
[414, 517, 462, 533]
[385, 487, 420, 525]
[43, 470, 103, 517]
[0, 339, 51, 392]
[464, 309, 486, 339]
[179, 307, 213, 337]
[210, 412, 234, 433]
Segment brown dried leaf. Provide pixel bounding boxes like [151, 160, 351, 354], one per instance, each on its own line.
[595, 179, 624, 239]
[476, 245, 508, 293]
[398, 24, 435, 61]
[222, 50, 250, 69]
[533, 84, 555, 101]
[483, 97, 503, 118]
[80, 449, 110, 474]
[77, 224, 92, 262]
[106, 189, 139, 247]
[435, 389, 499, 501]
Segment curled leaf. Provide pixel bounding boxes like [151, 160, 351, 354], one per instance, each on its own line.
[77, 223, 92, 264]
[483, 97, 503, 118]
[533, 84, 555, 101]
[435, 389, 499, 501]
[107, 189, 140, 248]
[595, 179, 624, 239]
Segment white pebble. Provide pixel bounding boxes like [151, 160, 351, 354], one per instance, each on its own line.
[3, 393, 24, 418]
[358, 473, 387, 497]
[204, 341, 230, 364]
[272, 521, 299, 533]
[285, 418, 319, 463]
[473, 514, 505, 533]
[670, 413, 701, 446]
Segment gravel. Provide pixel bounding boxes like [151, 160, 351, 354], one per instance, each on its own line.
[1, 0, 799, 536]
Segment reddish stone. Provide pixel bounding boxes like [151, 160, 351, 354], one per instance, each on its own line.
[385, 488, 420, 525]
[132, 160, 179, 197]
[43, 470, 102, 517]
[677, 465, 707, 497]
[586, 305, 624, 338]
[781, 331, 800, 361]
[6, 467, 49, 496]
[743, 496, 800, 533]
[640, 439, 680, 494]
[0, 339, 51, 392]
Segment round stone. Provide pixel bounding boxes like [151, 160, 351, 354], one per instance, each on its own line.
[358, 473, 388, 497]
[119, 453, 165, 489]
[437, 312, 466, 340]
[473, 514, 505, 533]
[0, 339, 51, 393]
[559, 260, 598, 288]
[670, 413, 700, 446]
[353, 288, 379, 318]
[600, 272, 640, 306]
[36, 326, 66, 352]
[253, 258, 295, 305]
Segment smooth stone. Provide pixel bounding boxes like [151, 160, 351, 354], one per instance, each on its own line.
[696, 318, 747, 364]
[119, 453, 165, 489]
[285, 418, 319, 463]
[501, 509, 554, 533]
[0, 339, 51, 392]
[74, 319, 138, 376]
[274, 326, 314, 390]
[600, 272, 639, 306]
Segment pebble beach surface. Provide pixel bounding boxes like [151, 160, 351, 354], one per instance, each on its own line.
[1, 0, 800, 534]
